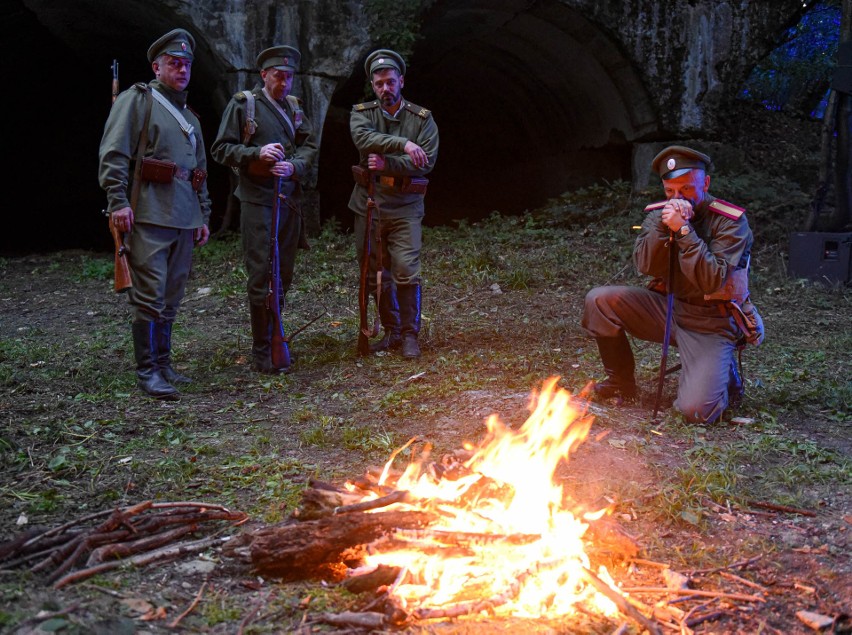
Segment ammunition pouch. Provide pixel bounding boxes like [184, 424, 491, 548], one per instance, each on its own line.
[140, 157, 206, 192]
[351, 165, 428, 195]
[728, 297, 765, 346]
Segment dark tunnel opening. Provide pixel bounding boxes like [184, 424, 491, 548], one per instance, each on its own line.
[4, 0, 657, 254]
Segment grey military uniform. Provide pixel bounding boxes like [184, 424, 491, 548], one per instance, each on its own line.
[99, 79, 211, 321]
[211, 88, 317, 304]
[582, 194, 753, 423]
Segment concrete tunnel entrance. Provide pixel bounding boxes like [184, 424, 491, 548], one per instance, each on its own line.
[5, 0, 658, 253]
[319, 0, 659, 230]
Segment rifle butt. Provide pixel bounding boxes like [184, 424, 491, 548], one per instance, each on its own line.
[271, 331, 291, 369]
[108, 216, 132, 293]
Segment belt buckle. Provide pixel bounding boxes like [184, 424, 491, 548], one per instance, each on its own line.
[378, 175, 395, 188]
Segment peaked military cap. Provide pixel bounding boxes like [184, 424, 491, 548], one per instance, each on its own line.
[652, 145, 713, 180]
[257, 45, 301, 71]
[147, 28, 195, 63]
[364, 49, 406, 76]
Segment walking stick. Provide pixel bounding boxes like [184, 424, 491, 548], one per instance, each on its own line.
[652, 231, 677, 421]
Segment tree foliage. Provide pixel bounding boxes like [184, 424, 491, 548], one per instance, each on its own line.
[740, 1, 842, 116]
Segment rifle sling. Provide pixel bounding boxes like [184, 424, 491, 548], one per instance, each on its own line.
[130, 89, 154, 213]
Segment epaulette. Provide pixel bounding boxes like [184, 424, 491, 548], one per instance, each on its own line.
[353, 100, 380, 111]
[403, 101, 431, 118]
[188, 105, 200, 119]
[708, 198, 745, 220]
[286, 95, 302, 107]
[133, 82, 149, 92]
[644, 200, 667, 213]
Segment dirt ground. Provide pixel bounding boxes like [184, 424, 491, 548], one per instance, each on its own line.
[1, 235, 850, 635]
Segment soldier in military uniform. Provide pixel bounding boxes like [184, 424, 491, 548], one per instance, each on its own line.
[350, 49, 439, 359]
[211, 45, 317, 373]
[582, 146, 764, 423]
[99, 28, 212, 400]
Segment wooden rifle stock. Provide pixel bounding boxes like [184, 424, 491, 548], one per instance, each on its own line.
[108, 215, 132, 294]
[106, 58, 132, 294]
[269, 176, 291, 370]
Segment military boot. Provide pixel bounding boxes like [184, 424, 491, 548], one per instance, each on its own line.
[132, 321, 179, 400]
[398, 283, 422, 359]
[155, 321, 191, 385]
[728, 358, 745, 409]
[370, 284, 402, 353]
[591, 334, 637, 402]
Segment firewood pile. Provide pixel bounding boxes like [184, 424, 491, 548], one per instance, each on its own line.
[0, 500, 247, 589]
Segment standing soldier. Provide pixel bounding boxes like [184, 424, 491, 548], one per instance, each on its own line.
[350, 49, 439, 358]
[581, 146, 764, 424]
[211, 45, 317, 374]
[99, 28, 211, 400]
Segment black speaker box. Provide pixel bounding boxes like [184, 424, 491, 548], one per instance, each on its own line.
[788, 232, 852, 284]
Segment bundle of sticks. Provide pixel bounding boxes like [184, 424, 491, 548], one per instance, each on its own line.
[0, 500, 247, 589]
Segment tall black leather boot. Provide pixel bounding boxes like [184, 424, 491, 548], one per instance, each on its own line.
[249, 303, 274, 373]
[155, 321, 191, 385]
[728, 358, 745, 408]
[591, 334, 637, 401]
[132, 320, 179, 400]
[370, 283, 402, 353]
[398, 283, 422, 359]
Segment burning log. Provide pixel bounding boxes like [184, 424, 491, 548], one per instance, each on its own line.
[222, 510, 437, 581]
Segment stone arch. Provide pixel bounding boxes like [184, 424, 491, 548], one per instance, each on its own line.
[320, 0, 659, 228]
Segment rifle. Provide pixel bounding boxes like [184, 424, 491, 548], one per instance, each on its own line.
[357, 171, 380, 356]
[108, 58, 132, 293]
[651, 231, 677, 421]
[268, 176, 292, 370]
[109, 215, 133, 293]
[111, 59, 119, 104]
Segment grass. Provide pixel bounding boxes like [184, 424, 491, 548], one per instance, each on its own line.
[0, 171, 849, 633]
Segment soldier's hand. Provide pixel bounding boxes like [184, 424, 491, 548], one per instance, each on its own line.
[194, 224, 210, 247]
[271, 161, 295, 178]
[662, 199, 693, 232]
[112, 207, 134, 233]
[259, 143, 286, 162]
[404, 141, 428, 168]
[367, 153, 386, 171]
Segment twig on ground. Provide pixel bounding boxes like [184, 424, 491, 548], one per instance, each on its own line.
[747, 501, 817, 517]
[619, 587, 764, 603]
[237, 588, 274, 635]
[719, 570, 768, 591]
[169, 580, 208, 628]
[580, 567, 665, 635]
[687, 555, 763, 576]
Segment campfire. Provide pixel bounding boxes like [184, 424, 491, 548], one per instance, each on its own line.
[346, 376, 618, 619]
[226, 377, 654, 630]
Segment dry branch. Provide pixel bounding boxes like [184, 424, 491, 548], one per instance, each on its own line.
[0, 501, 246, 589]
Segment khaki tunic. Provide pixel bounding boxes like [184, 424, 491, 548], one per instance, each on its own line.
[98, 80, 211, 322]
[211, 88, 318, 303]
[582, 194, 754, 423]
[348, 100, 439, 220]
[99, 80, 211, 227]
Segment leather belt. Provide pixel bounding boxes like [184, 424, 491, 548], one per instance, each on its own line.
[677, 296, 730, 316]
[174, 166, 194, 181]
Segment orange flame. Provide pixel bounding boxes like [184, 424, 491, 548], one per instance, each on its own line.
[354, 377, 622, 619]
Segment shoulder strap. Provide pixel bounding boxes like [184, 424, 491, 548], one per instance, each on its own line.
[130, 88, 154, 212]
[241, 90, 256, 144]
[151, 87, 197, 152]
[708, 198, 745, 220]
